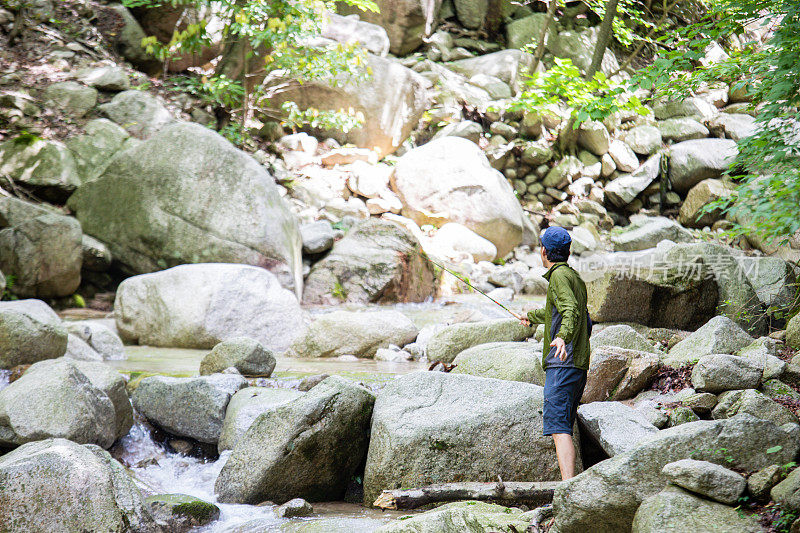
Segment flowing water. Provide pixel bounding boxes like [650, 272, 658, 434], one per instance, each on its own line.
[80, 294, 545, 531]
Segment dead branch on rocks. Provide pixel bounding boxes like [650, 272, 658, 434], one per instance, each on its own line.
[372, 481, 561, 510]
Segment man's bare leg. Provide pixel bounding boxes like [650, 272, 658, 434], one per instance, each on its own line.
[552, 433, 577, 480]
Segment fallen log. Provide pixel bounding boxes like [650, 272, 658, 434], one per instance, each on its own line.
[372, 481, 561, 510]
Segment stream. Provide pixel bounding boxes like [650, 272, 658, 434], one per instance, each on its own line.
[35, 294, 546, 531]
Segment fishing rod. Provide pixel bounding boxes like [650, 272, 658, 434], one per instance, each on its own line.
[414, 249, 525, 322]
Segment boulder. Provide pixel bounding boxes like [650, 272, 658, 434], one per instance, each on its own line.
[771, 467, 800, 513]
[623, 125, 662, 155]
[605, 154, 662, 207]
[608, 139, 639, 173]
[43, 81, 98, 118]
[275, 498, 313, 518]
[199, 337, 276, 376]
[0, 358, 117, 448]
[610, 216, 693, 251]
[657, 117, 710, 142]
[506, 13, 555, 50]
[131, 374, 247, 443]
[391, 136, 525, 257]
[712, 389, 797, 426]
[0, 137, 80, 202]
[543, 156, 582, 188]
[65, 118, 131, 183]
[426, 319, 533, 363]
[97, 5, 160, 73]
[552, 415, 799, 533]
[582, 347, 660, 402]
[666, 316, 754, 368]
[146, 493, 220, 532]
[451, 341, 545, 384]
[215, 376, 375, 504]
[578, 402, 659, 456]
[65, 320, 125, 360]
[284, 310, 418, 359]
[691, 354, 763, 393]
[337, 0, 442, 56]
[669, 406, 701, 427]
[64, 333, 103, 362]
[363, 372, 580, 504]
[662, 459, 746, 504]
[98, 90, 175, 139]
[578, 121, 611, 156]
[678, 178, 733, 228]
[0, 209, 82, 298]
[81, 234, 113, 272]
[303, 219, 435, 305]
[271, 54, 428, 157]
[708, 113, 758, 141]
[547, 26, 620, 76]
[114, 264, 304, 353]
[0, 298, 67, 368]
[448, 49, 534, 91]
[748, 464, 783, 502]
[300, 220, 335, 255]
[738, 256, 798, 317]
[668, 139, 738, 194]
[0, 438, 157, 532]
[218, 387, 304, 452]
[428, 222, 498, 262]
[321, 12, 390, 56]
[432, 120, 484, 143]
[68, 122, 303, 293]
[590, 324, 659, 354]
[653, 97, 718, 120]
[375, 501, 530, 533]
[68, 359, 133, 441]
[632, 485, 761, 533]
[737, 337, 786, 381]
[789, 314, 800, 350]
[76, 66, 131, 91]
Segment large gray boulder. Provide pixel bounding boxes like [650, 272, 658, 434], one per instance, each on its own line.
[657, 116, 710, 142]
[363, 372, 580, 504]
[98, 90, 175, 139]
[451, 341, 544, 384]
[691, 354, 763, 393]
[321, 12, 391, 56]
[448, 49, 534, 91]
[789, 314, 800, 350]
[669, 139, 738, 193]
[64, 333, 103, 362]
[771, 467, 800, 513]
[577, 401, 659, 456]
[426, 319, 533, 363]
[65, 320, 125, 360]
[391, 135, 526, 258]
[552, 415, 799, 533]
[132, 374, 247, 443]
[199, 337, 276, 376]
[0, 138, 80, 202]
[375, 501, 530, 533]
[217, 387, 304, 453]
[303, 218, 435, 305]
[506, 13, 555, 50]
[69, 359, 133, 441]
[632, 485, 761, 533]
[666, 316, 754, 367]
[0, 358, 118, 448]
[654, 97, 718, 120]
[338, 0, 442, 55]
[271, 54, 428, 157]
[285, 310, 418, 359]
[43, 81, 98, 118]
[0, 299, 67, 368]
[0, 197, 82, 298]
[0, 438, 158, 532]
[604, 155, 662, 207]
[737, 256, 798, 316]
[65, 118, 132, 182]
[114, 263, 304, 352]
[610, 216, 693, 252]
[547, 26, 619, 76]
[713, 389, 797, 426]
[68, 122, 303, 294]
[591, 324, 659, 354]
[678, 178, 732, 228]
[215, 376, 375, 504]
[662, 459, 746, 505]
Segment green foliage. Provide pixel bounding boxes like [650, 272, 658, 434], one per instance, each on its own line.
[584, 0, 657, 48]
[124, 0, 378, 144]
[332, 280, 347, 300]
[72, 294, 86, 308]
[2, 274, 17, 301]
[633, 0, 800, 244]
[12, 131, 42, 146]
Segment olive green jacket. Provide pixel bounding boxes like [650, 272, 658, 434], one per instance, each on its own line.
[527, 262, 591, 370]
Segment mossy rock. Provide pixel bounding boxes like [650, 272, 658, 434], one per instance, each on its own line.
[146, 493, 220, 529]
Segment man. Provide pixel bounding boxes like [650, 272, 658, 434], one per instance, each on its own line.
[520, 226, 591, 480]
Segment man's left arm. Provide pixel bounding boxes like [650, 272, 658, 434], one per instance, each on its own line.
[551, 274, 579, 345]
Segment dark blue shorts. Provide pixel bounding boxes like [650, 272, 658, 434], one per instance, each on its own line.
[543, 367, 587, 436]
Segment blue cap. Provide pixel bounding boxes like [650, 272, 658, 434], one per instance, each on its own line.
[541, 226, 571, 252]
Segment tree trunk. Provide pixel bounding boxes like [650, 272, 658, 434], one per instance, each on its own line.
[530, 0, 558, 74]
[484, 0, 504, 40]
[585, 0, 619, 79]
[372, 481, 561, 510]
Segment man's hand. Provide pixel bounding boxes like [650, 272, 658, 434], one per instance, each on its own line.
[551, 337, 567, 361]
[519, 317, 531, 327]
